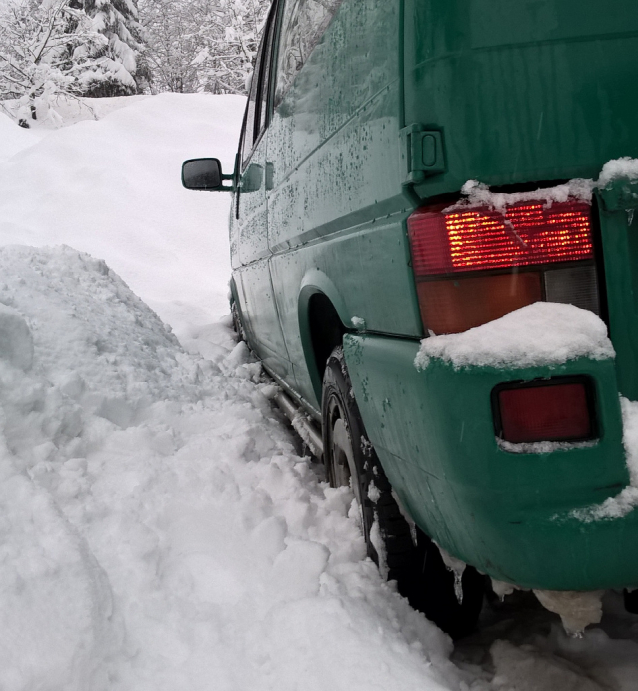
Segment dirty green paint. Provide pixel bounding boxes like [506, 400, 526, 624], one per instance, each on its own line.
[405, 0, 638, 195]
[343, 333, 637, 591]
[219, 0, 638, 591]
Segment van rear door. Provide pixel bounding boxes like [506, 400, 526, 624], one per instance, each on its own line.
[403, 0, 638, 198]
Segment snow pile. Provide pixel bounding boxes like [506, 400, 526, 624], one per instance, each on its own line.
[415, 303, 614, 371]
[0, 245, 467, 691]
[0, 113, 45, 161]
[0, 93, 245, 337]
[490, 639, 605, 691]
[2, 94, 152, 131]
[597, 157, 638, 189]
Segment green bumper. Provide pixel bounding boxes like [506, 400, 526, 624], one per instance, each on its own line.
[343, 333, 638, 591]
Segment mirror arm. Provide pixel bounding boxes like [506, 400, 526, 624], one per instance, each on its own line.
[219, 173, 236, 192]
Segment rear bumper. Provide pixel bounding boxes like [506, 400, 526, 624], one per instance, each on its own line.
[343, 332, 638, 591]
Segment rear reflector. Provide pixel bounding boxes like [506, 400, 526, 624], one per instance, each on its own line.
[493, 379, 595, 444]
[408, 200, 594, 275]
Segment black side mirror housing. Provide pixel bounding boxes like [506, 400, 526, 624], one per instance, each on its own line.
[182, 158, 234, 191]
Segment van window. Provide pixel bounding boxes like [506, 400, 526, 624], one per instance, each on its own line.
[255, 4, 277, 138]
[241, 2, 280, 165]
[274, 0, 343, 108]
[241, 38, 265, 165]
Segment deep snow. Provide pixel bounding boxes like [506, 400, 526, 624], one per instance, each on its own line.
[0, 93, 242, 338]
[1, 94, 638, 691]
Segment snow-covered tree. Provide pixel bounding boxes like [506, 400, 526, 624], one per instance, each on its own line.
[139, 0, 269, 95]
[0, 0, 108, 123]
[79, 0, 149, 96]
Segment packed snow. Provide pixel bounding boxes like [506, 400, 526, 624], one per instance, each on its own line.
[571, 399, 638, 522]
[0, 245, 471, 691]
[0, 93, 242, 338]
[415, 302, 614, 371]
[598, 157, 638, 188]
[2, 94, 638, 691]
[447, 158, 638, 214]
[446, 179, 596, 213]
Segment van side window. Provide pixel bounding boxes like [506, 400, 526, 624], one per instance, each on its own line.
[255, 5, 277, 137]
[241, 38, 265, 166]
[274, 0, 343, 108]
[241, 2, 280, 166]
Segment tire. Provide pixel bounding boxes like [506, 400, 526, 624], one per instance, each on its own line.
[230, 299, 245, 342]
[321, 346, 484, 639]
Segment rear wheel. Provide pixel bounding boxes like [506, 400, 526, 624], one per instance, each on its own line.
[321, 346, 484, 639]
[230, 299, 245, 341]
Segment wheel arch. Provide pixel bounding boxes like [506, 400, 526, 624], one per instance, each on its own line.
[298, 270, 351, 402]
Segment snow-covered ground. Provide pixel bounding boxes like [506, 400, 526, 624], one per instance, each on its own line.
[1, 94, 638, 690]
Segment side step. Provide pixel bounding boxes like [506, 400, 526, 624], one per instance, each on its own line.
[274, 391, 324, 459]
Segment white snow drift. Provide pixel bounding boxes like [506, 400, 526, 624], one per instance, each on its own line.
[1, 93, 638, 691]
[0, 245, 468, 691]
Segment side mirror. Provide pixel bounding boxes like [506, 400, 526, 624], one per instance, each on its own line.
[181, 158, 234, 191]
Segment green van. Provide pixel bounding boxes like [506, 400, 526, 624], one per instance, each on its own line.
[183, 0, 638, 638]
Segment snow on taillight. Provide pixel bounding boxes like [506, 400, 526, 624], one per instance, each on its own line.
[407, 199, 600, 334]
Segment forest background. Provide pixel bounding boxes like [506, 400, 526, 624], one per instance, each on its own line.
[0, 0, 267, 125]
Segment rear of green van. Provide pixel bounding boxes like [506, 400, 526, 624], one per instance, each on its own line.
[345, 0, 638, 593]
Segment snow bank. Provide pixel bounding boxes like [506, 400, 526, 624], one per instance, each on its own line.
[490, 639, 605, 691]
[0, 94, 245, 337]
[415, 303, 614, 371]
[0, 245, 466, 691]
[0, 113, 45, 161]
[1, 94, 152, 130]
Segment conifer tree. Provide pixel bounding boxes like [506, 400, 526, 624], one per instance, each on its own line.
[79, 0, 149, 96]
[0, 0, 107, 123]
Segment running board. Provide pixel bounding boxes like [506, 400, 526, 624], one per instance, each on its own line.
[274, 391, 324, 459]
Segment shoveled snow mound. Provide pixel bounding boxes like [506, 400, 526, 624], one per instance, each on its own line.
[0, 93, 245, 336]
[415, 302, 614, 371]
[0, 246, 467, 691]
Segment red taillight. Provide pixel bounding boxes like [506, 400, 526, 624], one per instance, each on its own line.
[407, 199, 599, 334]
[408, 200, 593, 275]
[493, 379, 595, 444]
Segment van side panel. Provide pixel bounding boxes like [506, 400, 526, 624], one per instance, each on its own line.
[267, 0, 421, 407]
[404, 0, 638, 197]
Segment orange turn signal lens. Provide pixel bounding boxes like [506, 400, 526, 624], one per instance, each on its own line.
[416, 272, 542, 335]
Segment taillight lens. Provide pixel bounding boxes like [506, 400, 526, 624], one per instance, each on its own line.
[408, 200, 600, 334]
[493, 378, 596, 444]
